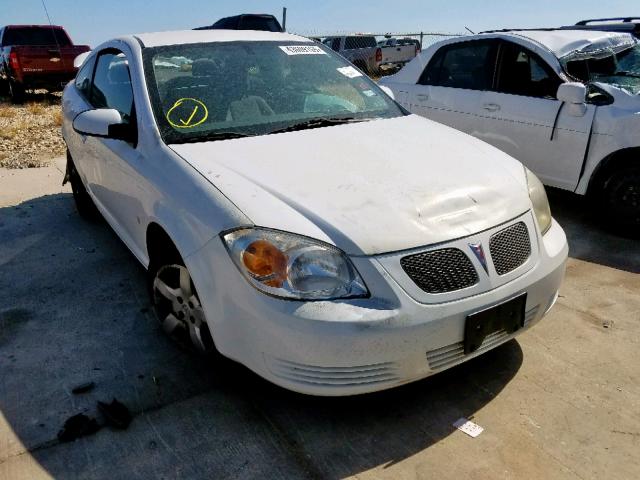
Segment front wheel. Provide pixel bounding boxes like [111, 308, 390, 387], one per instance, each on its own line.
[601, 166, 640, 232]
[150, 261, 215, 354]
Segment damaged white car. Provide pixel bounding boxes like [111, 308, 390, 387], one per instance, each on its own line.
[62, 30, 567, 395]
[381, 29, 640, 229]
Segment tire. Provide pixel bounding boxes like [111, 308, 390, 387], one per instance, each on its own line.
[600, 166, 640, 232]
[148, 252, 215, 355]
[0, 78, 9, 97]
[67, 151, 101, 221]
[8, 80, 25, 104]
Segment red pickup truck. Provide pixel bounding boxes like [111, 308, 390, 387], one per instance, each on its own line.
[0, 25, 90, 103]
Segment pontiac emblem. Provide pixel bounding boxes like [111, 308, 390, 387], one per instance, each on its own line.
[468, 243, 489, 274]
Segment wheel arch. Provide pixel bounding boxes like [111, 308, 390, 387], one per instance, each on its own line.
[146, 221, 219, 353]
[145, 221, 185, 268]
[587, 147, 640, 197]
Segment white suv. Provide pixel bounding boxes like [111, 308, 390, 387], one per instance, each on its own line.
[381, 29, 640, 229]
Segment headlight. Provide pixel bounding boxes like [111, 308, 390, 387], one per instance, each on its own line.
[525, 167, 552, 235]
[222, 228, 368, 300]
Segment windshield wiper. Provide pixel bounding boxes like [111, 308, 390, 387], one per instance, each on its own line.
[267, 117, 372, 135]
[173, 131, 256, 144]
[171, 117, 374, 143]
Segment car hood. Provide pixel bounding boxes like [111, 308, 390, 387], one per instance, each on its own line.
[170, 115, 531, 256]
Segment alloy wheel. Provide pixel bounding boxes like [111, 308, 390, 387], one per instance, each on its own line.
[152, 264, 212, 353]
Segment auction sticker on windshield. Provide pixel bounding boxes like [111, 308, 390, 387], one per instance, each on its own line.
[337, 66, 362, 78]
[279, 45, 326, 55]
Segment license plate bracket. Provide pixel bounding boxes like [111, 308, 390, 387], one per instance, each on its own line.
[464, 294, 527, 354]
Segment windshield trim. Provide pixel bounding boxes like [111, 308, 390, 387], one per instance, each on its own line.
[142, 40, 405, 145]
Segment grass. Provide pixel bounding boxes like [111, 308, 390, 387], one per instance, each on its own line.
[0, 118, 29, 140]
[0, 125, 19, 140]
[52, 110, 63, 127]
[0, 105, 16, 118]
[26, 102, 47, 116]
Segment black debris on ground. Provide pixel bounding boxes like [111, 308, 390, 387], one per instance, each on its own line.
[71, 381, 96, 394]
[57, 414, 100, 442]
[98, 398, 132, 430]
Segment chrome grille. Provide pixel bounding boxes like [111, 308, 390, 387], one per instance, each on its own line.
[267, 358, 399, 388]
[400, 248, 479, 294]
[489, 222, 531, 276]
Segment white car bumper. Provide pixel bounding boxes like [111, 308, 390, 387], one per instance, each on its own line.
[187, 217, 567, 396]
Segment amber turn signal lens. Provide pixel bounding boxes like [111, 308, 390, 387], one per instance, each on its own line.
[242, 240, 288, 287]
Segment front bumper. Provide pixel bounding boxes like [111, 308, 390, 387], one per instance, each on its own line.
[187, 217, 568, 396]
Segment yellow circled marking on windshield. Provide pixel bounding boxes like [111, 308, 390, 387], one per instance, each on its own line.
[166, 98, 209, 129]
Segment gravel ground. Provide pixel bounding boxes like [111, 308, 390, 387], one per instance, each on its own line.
[0, 93, 66, 169]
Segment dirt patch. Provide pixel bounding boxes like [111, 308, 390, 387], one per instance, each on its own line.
[0, 92, 66, 169]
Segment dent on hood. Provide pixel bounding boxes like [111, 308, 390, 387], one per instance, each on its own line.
[170, 116, 531, 256]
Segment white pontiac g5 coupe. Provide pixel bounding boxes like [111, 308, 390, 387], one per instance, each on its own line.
[62, 30, 568, 395]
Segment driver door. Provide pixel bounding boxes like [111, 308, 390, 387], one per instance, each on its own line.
[481, 41, 595, 190]
[83, 48, 147, 258]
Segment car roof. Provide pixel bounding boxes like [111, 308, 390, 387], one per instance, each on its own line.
[132, 29, 311, 48]
[5, 24, 65, 29]
[497, 29, 636, 58]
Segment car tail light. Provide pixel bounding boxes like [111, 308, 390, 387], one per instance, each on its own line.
[9, 52, 20, 70]
[375, 48, 382, 63]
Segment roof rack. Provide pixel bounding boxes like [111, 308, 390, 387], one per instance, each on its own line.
[576, 17, 640, 25]
[479, 27, 561, 34]
[480, 25, 637, 35]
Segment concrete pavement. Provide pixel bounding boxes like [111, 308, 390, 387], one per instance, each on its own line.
[0, 160, 638, 479]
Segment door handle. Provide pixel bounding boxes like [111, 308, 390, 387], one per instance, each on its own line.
[483, 103, 501, 112]
[416, 93, 429, 101]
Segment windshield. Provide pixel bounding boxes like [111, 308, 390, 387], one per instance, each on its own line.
[3, 27, 71, 47]
[564, 42, 640, 95]
[143, 41, 403, 144]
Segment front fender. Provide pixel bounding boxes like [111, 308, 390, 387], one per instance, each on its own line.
[142, 145, 251, 267]
[576, 105, 640, 194]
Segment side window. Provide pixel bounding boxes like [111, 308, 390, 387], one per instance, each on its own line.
[418, 41, 496, 90]
[496, 42, 561, 99]
[90, 50, 135, 124]
[331, 38, 341, 52]
[213, 18, 235, 29]
[74, 56, 96, 99]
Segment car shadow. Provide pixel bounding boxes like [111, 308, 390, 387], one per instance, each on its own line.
[547, 188, 639, 273]
[0, 192, 524, 479]
[217, 339, 523, 479]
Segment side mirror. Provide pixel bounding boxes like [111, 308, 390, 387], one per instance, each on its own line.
[557, 82, 586, 104]
[557, 82, 587, 117]
[73, 109, 135, 142]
